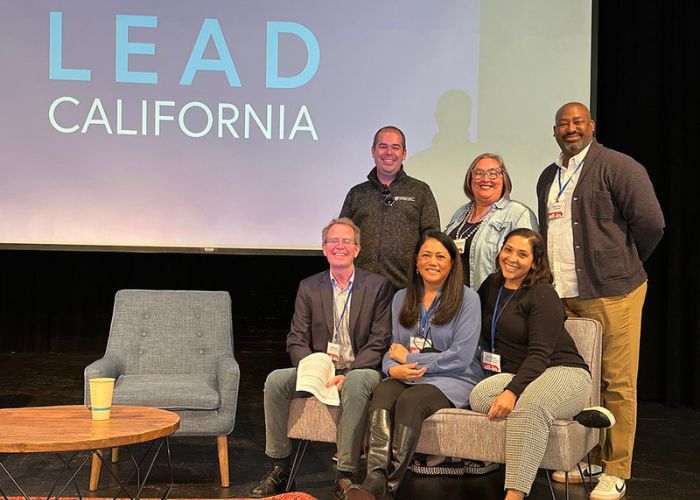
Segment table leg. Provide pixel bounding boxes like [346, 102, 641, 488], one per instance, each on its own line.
[0, 458, 31, 500]
[164, 437, 174, 499]
[89, 449, 103, 491]
[93, 437, 174, 499]
[1, 438, 174, 500]
[51, 451, 91, 498]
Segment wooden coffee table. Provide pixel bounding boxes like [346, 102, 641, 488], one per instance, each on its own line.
[0, 405, 180, 499]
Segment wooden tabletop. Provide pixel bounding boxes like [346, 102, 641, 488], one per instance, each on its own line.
[0, 405, 180, 453]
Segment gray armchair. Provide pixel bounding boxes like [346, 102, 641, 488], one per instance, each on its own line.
[84, 289, 240, 488]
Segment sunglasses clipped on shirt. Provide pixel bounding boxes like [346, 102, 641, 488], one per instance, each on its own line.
[381, 188, 395, 206]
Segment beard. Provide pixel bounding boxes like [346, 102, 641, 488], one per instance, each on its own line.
[558, 134, 587, 156]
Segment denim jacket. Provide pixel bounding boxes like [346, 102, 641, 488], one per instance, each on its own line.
[444, 197, 538, 290]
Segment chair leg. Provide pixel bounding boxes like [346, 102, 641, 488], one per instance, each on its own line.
[89, 449, 103, 491]
[580, 452, 594, 497]
[546, 470, 557, 499]
[546, 469, 572, 500]
[111, 447, 119, 463]
[217, 435, 230, 488]
[287, 440, 309, 492]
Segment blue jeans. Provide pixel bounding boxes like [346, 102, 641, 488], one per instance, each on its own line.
[263, 367, 380, 472]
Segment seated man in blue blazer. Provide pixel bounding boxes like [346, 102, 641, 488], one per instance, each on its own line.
[249, 218, 393, 500]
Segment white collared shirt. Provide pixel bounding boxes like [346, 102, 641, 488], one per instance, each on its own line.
[547, 143, 591, 298]
[330, 270, 355, 370]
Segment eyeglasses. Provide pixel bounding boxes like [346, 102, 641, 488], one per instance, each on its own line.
[325, 238, 356, 246]
[381, 188, 395, 206]
[472, 168, 503, 180]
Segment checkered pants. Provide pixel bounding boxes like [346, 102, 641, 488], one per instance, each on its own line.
[469, 366, 591, 495]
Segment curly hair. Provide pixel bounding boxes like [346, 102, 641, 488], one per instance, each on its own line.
[495, 228, 553, 288]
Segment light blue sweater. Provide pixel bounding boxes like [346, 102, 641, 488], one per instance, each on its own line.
[383, 287, 485, 408]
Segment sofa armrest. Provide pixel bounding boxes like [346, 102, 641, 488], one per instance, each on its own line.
[215, 354, 241, 416]
[84, 354, 124, 405]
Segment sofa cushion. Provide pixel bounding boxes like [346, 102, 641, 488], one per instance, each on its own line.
[113, 374, 220, 410]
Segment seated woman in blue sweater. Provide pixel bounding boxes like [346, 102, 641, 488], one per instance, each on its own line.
[347, 230, 484, 500]
[470, 228, 612, 500]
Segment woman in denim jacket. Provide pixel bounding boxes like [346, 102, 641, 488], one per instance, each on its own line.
[444, 153, 538, 291]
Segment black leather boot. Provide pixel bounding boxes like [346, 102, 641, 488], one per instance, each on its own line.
[386, 424, 418, 496]
[347, 409, 392, 500]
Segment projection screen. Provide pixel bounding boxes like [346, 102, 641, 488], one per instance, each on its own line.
[0, 1, 593, 252]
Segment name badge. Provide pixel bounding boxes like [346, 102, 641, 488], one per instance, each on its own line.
[454, 238, 466, 254]
[409, 336, 432, 353]
[481, 351, 502, 373]
[326, 342, 340, 361]
[547, 201, 566, 221]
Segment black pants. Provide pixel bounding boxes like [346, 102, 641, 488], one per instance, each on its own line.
[369, 379, 453, 434]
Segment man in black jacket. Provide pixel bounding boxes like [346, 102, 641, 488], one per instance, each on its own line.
[340, 126, 440, 289]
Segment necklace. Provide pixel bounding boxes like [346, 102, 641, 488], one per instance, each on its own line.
[455, 204, 490, 240]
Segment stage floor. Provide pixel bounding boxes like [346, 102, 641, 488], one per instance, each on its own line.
[0, 350, 697, 499]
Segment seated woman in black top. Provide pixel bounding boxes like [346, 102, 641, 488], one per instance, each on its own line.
[470, 228, 593, 500]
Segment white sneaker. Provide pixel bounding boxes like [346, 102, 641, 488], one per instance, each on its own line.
[551, 462, 603, 483]
[590, 473, 626, 499]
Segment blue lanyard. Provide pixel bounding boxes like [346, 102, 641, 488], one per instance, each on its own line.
[333, 283, 353, 341]
[489, 285, 518, 352]
[556, 161, 583, 201]
[419, 292, 441, 338]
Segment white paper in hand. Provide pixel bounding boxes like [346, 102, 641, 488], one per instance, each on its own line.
[295, 352, 340, 406]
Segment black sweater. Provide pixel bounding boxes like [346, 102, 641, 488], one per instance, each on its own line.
[478, 274, 588, 397]
[340, 167, 440, 289]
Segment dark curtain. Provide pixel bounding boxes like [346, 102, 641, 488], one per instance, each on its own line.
[0, 250, 326, 353]
[1, 2, 698, 408]
[595, 1, 699, 407]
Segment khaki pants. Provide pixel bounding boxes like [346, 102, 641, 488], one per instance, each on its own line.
[562, 281, 648, 479]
